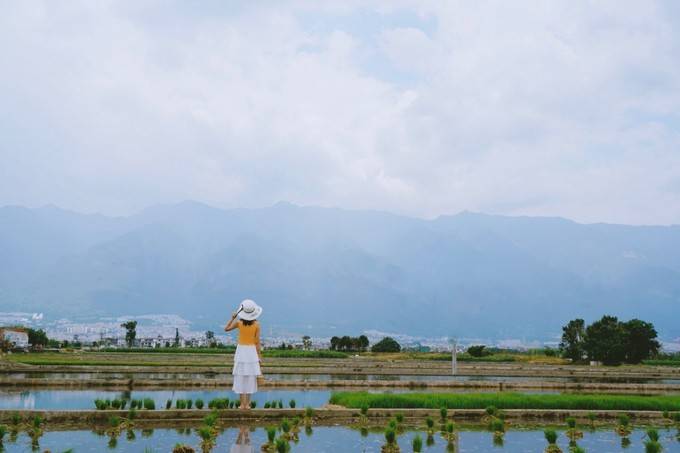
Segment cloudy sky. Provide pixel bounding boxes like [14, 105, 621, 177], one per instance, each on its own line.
[2, 1, 679, 225]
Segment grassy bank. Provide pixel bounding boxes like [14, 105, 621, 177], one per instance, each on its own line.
[642, 359, 680, 367]
[101, 347, 236, 354]
[263, 350, 348, 359]
[329, 391, 680, 411]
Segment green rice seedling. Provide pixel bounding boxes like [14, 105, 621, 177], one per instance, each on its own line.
[267, 426, 277, 443]
[195, 399, 204, 410]
[130, 399, 137, 409]
[198, 426, 213, 441]
[646, 429, 659, 442]
[104, 399, 112, 409]
[127, 408, 137, 420]
[360, 404, 369, 416]
[108, 415, 121, 428]
[176, 399, 185, 410]
[166, 399, 173, 409]
[566, 416, 583, 440]
[250, 401, 257, 409]
[618, 414, 630, 427]
[544, 428, 562, 452]
[264, 402, 271, 409]
[663, 410, 670, 419]
[275, 437, 290, 453]
[186, 399, 193, 409]
[384, 427, 396, 444]
[32, 415, 43, 429]
[0, 425, 7, 442]
[388, 419, 398, 430]
[280, 418, 291, 434]
[143, 398, 155, 410]
[426, 416, 435, 433]
[645, 440, 662, 453]
[571, 447, 585, 453]
[289, 399, 296, 408]
[305, 406, 314, 419]
[278, 399, 284, 409]
[544, 428, 559, 445]
[120, 399, 127, 410]
[440, 407, 447, 420]
[673, 412, 680, 422]
[426, 434, 435, 447]
[395, 413, 404, 424]
[11, 413, 21, 425]
[485, 406, 497, 417]
[328, 391, 680, 411]
[587, 412, 597, 423]
[203, 412, 218, 427]
[111, 399, 121, 409]
[489, 418, 504, 434]
[412, 433, 423, 452]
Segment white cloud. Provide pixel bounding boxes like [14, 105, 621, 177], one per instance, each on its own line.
[1, 1, 679, 224]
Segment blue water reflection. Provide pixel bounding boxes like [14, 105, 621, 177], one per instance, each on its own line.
[1, 426, 679, 452]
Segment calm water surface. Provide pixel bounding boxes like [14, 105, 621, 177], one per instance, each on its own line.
[2, 426, 679, 452]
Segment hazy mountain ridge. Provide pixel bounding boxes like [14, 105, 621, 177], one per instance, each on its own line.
[1, 202, 679, 338]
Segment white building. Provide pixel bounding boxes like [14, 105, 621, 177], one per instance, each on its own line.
[1, 328, 29, 349]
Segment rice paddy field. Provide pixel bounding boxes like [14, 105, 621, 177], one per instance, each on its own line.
[1, 350, 679, 451]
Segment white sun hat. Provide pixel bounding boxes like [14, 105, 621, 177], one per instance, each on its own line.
[237, 299, 263, 321]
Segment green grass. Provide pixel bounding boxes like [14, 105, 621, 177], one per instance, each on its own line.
[642, 360, 680, 367]
[262, 350, 348, 359]
[101, 347, 236, 354]
[329, 392, 680, 411]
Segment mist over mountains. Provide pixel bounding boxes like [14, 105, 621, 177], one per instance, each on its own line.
[1, 201, 679, 339]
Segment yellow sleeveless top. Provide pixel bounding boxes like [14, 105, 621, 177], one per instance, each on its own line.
[237, 321, 259, 345]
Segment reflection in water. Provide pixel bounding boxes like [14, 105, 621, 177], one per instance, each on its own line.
[230, 426, 254, 453]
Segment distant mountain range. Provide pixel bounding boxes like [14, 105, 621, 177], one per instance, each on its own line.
[1, 201, 679, 339]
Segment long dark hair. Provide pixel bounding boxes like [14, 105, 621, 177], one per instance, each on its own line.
[241, 319, 257, 326]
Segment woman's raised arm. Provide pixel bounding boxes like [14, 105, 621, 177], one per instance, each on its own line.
[224, 312, 239, 332]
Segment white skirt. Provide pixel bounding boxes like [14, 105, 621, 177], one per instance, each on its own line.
[232, 344, 261, 394]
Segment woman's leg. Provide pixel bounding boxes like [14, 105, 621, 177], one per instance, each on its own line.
[239, 393, 247, 409]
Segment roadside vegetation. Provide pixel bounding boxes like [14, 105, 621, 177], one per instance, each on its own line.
[329, 391, 680, 411]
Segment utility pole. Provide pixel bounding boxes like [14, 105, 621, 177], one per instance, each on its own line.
[450, 337, 457, 375]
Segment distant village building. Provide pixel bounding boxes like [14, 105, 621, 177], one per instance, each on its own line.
[0, 327, 29, 349]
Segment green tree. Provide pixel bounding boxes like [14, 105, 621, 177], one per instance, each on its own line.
[559, 318, 585, 362]
[622, 319, 660, 363]
[120, 321, 137, 347]
[371, 337, 401, 353]
[329, 336, 339, 351]
[302, 335, 312, 350]
[467, 345, 489, 357]
[358, 335, 369, 351]
[583, 315, 626, 365]
[27, 328, 49, 348]
[174, 328, 180, 347]
[205, 331, 215, 347]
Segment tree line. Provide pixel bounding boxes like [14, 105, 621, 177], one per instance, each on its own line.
[560, 315, 660, 365]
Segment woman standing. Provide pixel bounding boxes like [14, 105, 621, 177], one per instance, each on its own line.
[225, 299, 263, 409]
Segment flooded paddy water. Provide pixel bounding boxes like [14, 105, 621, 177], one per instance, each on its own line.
[4, 370, 680, 384]
[0, 425, 678, 452]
